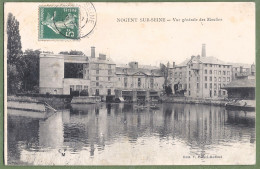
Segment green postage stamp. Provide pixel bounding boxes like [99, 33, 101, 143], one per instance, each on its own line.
[39, 6, 80, 39]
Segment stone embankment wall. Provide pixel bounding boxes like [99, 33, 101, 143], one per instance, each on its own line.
[162, 96, 228, 106]
[7, 95, 71, 110]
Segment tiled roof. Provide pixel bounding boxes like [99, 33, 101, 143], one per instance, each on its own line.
[222, 79, 255, 89]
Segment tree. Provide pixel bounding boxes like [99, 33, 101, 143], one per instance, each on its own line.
[59, 50, 85, 55]
[160, 62, 169, 89]
[19, 49, 41, 92]
[7, 13, 23, 94]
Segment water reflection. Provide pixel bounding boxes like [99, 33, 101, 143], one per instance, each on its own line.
[7, 103, 255, 165]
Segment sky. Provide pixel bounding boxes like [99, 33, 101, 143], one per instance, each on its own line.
[4, 2, 255, 66]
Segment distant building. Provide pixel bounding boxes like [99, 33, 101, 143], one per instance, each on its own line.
[115, 62, 164, 102]
[229, 63, 255, 80]
[222, 79, 255, 100]
[168, 44, 232, 98]
[39, 47, 116, 100]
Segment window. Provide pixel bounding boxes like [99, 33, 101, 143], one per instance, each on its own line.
[96, 89, 99, 96]
[223, 91, 226, 95]
[150, 78, 154, 88]
[107, 89, 111, 96]
[218, 71, 221, 75]
[189, 83, 190, 89]
[223, 71, 226, 75]
[70, 85, 74, 91]
[76, 85, 82, 91]
[214, 90, 217, 96]
[205, 76, 207, 81]
[124, 77, 127, 87]
[96, 77, 99, 81]
[209, 70, 212, 74]
[108, 64, 111, 69]
[205, 83, 207, 89]
[219, 65, 221, 68]
[210, 83, 212, 89]
[210, 64, 212, 67]
[189, 71, 191, 75]
[204, 69, 207, 74]
[218, 90, 221, 96]
[223, 77, 226, 82]
[214, 77, 217, 82]
[214, 70, 217, 74]
[108, 77, 111, 81]
[138, 78, 141, 87]
[210, 77, 212, 81]
[197, 77, 200, 82]
[108, 69, 112, 75]
[205, 64, 207, 67]
[227, 71, 230, 75]
[218, 77, 221, 82]
[84, 85, 88, 90]
[214, 83, 217, 89]
[218, 84, 221, 89]
[96, 70, 99, 74]
[227, 77, 230, 82]
[96, 82, 99, 86]
[179, 72, 182, 77]
[197, 83, 199, 89]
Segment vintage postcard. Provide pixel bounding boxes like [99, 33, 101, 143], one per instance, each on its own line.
[4, 2, 256, 165]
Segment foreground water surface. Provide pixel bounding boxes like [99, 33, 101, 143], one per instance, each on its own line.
[7, 103, 255, 165]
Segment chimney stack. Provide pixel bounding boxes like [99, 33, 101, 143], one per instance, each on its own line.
[91, 46, 95, 58]
[172, 62, 175, 68]
[201, 44, 206, 57]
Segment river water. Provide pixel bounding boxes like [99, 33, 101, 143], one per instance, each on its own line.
[7, 103, 255, 165]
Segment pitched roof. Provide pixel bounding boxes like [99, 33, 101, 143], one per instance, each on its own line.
[222, 79, 255, 89]
[199, 56, 230, 65]
[228, 62, 252, 68]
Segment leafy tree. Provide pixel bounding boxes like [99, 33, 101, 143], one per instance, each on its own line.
[165, 85, 173, 96]
[19, 49, 41, 92]
[160, 62, 169, 88]
[59, 50, 85, 55]
[7, 13, 23, 94]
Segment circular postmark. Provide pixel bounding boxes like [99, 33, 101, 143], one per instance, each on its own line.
[52, 2, 97, 39]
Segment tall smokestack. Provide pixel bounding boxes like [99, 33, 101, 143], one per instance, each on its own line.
[201, 44, 206, 57]
[91, 46, 95, 58]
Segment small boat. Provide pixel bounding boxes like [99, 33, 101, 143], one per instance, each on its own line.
[134, 105, 148, 109]
[226, 100, 255, 111]
[150, 105, 160, 110]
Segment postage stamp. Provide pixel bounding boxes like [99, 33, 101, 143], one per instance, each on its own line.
[39, 6, 80, 39]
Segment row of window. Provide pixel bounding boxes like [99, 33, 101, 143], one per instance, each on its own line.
[204, 83, 226, 89]
[70, 85, 88, 91]
[204, 70, 230, 75]
[204, 64, 231, 68]
[205, 76, 230, 82]
[95, 77, 111, 81]
[84, 69, 113, 75]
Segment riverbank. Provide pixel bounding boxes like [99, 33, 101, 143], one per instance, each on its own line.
[161, 96, 228, 106]
[7, 95, 71, 110]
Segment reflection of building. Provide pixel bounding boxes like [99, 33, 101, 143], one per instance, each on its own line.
[115, 62, 164, 102]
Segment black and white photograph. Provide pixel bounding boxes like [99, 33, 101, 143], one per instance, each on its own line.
[4, 2, 256, 165]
